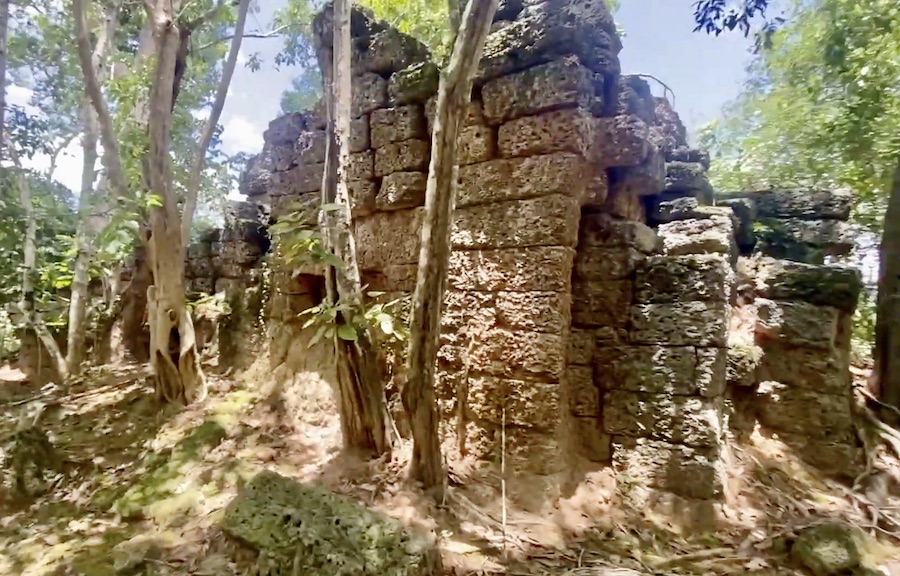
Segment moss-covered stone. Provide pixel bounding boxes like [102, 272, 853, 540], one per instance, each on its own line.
[222, 470, 438, 576]
[388, 61, 440, 105]
[791, 522, 861, 576]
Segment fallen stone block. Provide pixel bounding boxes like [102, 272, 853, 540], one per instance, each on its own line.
[222, 470, 438, 576]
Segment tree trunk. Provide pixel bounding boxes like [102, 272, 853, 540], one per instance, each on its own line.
[66, 4, 119, 375]
[317, 0, 392, 457]
[75, 0, 250, 404]
[874, 159, 900, 418]
[66, 104, 100, 375]
[0, 0, 8, 155]
[11, 146, 68, 381]
[143, 5, 206, 405]
[403, 0, 499, 497]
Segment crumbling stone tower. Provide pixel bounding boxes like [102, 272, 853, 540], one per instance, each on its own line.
[227, 0, 863, 522]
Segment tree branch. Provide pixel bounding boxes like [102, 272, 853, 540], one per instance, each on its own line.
[73, 0, 130, 199]
[47, 132, 79, 176]
[197, 25, 289, 51]
[180, 0, 250, 245]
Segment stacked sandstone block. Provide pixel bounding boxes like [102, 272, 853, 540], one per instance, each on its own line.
[183, 200, 268, 368]
[184, 201, 267, 298]
[718, 189, 855, 263]
[610, 207, 735, 509]
[726, 190, 862, 475]
[434, 0, 671, 491]
[564, 75, 734, 511]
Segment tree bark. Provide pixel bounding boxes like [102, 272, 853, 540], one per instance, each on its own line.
[75, 0, 250, 404]
[67, 2, 119, 375]
[403, 0, 499, 497]
[142, 0, 206, 405]
[316, 0, 392, 457]
[0, 0, 8, 158]
[874, 159, 900, 419]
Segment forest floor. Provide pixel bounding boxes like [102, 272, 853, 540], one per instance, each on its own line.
[1, 360, 900, 575]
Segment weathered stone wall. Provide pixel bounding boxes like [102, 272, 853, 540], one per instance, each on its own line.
[229, 0, 863, 523]
[185, 200, 268, 369]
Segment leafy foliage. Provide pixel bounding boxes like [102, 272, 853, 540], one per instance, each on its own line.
[269, 202, 407, 347]
[702, 0, 900, 350]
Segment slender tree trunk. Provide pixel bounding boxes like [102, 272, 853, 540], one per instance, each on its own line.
[875, 159, 900, 418]
[66, 104, 101, 376]
[403, 0, 498, 497]
[315, 0, 392, 457]
[66, 3, 119, 375]
[76, 0, 249, 404]
[0, 0, 8, 155]
[143, 2, 206, 405]
[4, 141, 68, 381]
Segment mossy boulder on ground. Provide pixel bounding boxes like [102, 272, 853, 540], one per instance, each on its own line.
[222, 470, 439, 576]
[791, 522, 862, 576]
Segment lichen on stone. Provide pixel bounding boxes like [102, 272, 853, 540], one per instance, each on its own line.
[726, 341, 762, 387]
[222, 470, 437, 576]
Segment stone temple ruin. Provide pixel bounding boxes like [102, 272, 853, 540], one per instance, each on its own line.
[192, 0, 863, 521]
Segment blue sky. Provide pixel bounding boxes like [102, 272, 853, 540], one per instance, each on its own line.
[217, 0, 758, 158]
[11, 0, 758, 195]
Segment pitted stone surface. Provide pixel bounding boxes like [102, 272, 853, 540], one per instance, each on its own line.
[377, 172, 427, 211]
[370, 105, 427, 148]
[613, 437, 724, 500]
[593, 115, 650, 168]
[389, 61, 440, 105]
[630, 301, 729, 347]
[482, 59, 599, 124]
[603, 391, 724, 448]
[222, 470, 437, 576]
[374, 140, 429, 176]
[457, 153, 589, 208]
[452, 194, 580, 249]
[498, 107, 594, 158]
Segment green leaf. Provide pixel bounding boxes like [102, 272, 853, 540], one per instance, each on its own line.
[337, 324, 358, 341]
